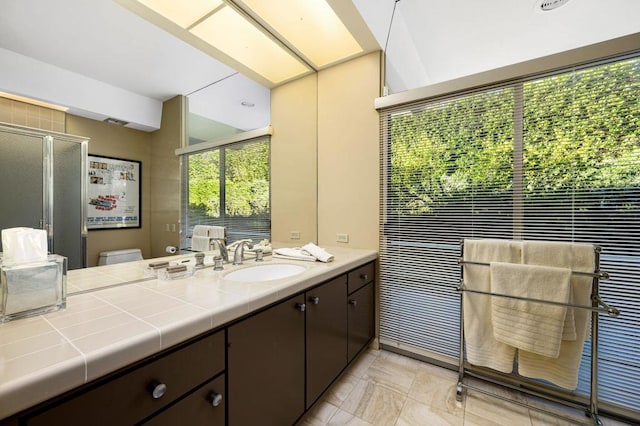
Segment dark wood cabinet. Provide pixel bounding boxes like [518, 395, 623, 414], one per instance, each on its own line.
[24, 331, 225, 426]
[227, 294, 306, 426]
[7, 259, 376, 426]
[348, 274, 375, 363]
[142, 374, 225, 425]
[306, 275, 348, 408]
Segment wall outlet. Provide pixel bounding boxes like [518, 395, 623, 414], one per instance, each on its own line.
[290, 231, 301, 240]
[336, 233, 349, 243]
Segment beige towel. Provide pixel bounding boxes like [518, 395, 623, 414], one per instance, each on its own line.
[463, 239, 520, 373]
[191, 235, 211, 252]
[518, 241, 595, 389]
[273, 248, 317, 262]
[490, 262, 571, 358]
[301, 243, 334, 262]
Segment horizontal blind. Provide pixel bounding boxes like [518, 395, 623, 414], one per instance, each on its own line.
[379, 55, 640, 415]
[181, 136, 270, 248]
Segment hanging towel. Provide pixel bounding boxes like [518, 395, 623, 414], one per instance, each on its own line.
[191, 236, 211, 252]
[273, 248, 317, 262]
[490, 262, 571, 358]
[517, 241, 595, 389]
[207, 226, 225, 239]
[192, 225, 225, 239]
[462, 239, 521, 373]
[301, 243, 334, 263]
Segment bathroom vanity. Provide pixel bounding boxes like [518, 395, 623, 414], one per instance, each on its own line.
[0, 246, 376, 426]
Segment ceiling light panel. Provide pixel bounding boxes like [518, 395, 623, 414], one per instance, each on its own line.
[190, 5, 310, 84]
[239, 0, 363, 68]
[138, 0, 223, 28]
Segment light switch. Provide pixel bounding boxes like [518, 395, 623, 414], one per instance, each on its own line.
[336, 233, 349, 243]
[290, 231, 301, 240]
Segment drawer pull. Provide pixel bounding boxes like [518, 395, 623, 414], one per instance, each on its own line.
[208, 391, 223, 407]
[349, 299, 358, 307]
[296, 303, 306, 312]
[310, 296, 320, 305]
[360, 274, 368, 281]
[149, 381, 167, 399]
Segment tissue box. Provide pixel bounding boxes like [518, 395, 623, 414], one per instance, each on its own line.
[1, 254, 67, 322]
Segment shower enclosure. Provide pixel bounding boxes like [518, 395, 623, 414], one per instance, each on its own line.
[0, 122, 88, 269]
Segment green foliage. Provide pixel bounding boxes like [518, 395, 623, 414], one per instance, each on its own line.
[188, 140, 269, 218]
[389, 58, 640, 215]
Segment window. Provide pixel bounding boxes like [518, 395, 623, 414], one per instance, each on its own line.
[379, 55, 640, 415]
[181, 136, 270, 246]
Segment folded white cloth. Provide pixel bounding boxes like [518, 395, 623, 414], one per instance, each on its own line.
[273, 248, 316, 262]
[463, 239, 520, 373]
[191, 235, 211, 252]
[490, 262, 571, 358]
[301, 243, 334, 263]
[517, 241, 595, 389]
[1, 227, 48, 264]
[207, 226, 225, 239]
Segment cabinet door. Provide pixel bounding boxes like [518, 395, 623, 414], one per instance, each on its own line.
[142, 374, 225, 426]
[306, 275, 348, 408]
[348, 282, 374, 363]
[25, 331, 225, 426]
[228, 294, 305, 426]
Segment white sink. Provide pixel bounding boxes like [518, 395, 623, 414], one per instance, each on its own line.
[224, 263, 306, 282]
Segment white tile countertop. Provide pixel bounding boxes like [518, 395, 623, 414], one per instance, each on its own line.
[0, 245, 377, 420]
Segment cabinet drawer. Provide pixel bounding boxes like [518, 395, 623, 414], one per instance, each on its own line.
[26, 330, 225, 426]
[142, 374, 225, 426]
[348, 261, 375, 294]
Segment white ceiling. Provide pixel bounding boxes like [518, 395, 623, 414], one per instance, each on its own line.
[0, 0, 638, 132]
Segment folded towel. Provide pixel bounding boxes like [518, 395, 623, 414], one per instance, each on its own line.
[191, 235, 211, 252]
[273, 248, 317, 262]
[490, 262, 571, 358]
[193, 225, 210, 237]
[192, 225, 225, 239]
[463, 239, 521, 373]
[517, 241, 595, 389]
[301, 243, 334, 263]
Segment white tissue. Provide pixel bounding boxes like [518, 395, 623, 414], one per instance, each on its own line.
[1, 227, 48, 264]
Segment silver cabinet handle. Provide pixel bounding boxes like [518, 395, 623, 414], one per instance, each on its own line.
[209, 391, 223, 407]
[360, 274, 368, 281]
[149, 381, 167, 399]
[296, 303, 306, 312]
[310, 296, 320, 305]
[349, 299, 358, 307]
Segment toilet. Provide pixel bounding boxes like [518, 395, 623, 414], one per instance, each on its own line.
[97, 248, 143, 265]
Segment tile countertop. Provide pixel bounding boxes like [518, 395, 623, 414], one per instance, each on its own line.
[0, 245, 377, 420]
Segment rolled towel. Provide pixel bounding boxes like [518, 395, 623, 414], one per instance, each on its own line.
[273, 248, 316, 262]
[301, 243, 334, 263]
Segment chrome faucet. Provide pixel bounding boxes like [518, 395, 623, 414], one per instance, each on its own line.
[233, 241, 254, 265]
[213, 239, 228, 263]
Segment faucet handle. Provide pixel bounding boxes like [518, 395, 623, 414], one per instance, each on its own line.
[255, 249, 264, 262]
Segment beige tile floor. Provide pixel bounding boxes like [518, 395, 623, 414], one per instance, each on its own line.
[299, 348, 634, 426]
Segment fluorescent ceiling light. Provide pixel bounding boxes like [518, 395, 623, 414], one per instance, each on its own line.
[0, 92, 68, 111]
[118, 0, 371, 87]
[190, 5, 310, 84]
[138, 0, 223, 28]
[239, 0, 363, 68]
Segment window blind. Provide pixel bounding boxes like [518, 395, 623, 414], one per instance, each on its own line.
[181, 136, 271, 248]
[379, 55, 640, 415]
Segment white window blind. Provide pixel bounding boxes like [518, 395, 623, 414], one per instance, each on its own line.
[379, 55, 640, 415]
[181, 136, 270, 248]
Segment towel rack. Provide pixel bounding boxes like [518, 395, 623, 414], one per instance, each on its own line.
[455, 240, 620, 426]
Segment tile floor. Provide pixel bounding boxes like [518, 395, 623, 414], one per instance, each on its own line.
[299, 348, 633, 426]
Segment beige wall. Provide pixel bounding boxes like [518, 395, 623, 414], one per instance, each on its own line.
[66, 114, 152, 266]
[271, 73, 318, 244]
[149, 95, 185, 258]
[317, 52, 381, 250]
[0, 97, 65, 133]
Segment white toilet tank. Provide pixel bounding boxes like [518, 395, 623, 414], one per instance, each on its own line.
[97, 248, 143, 265]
